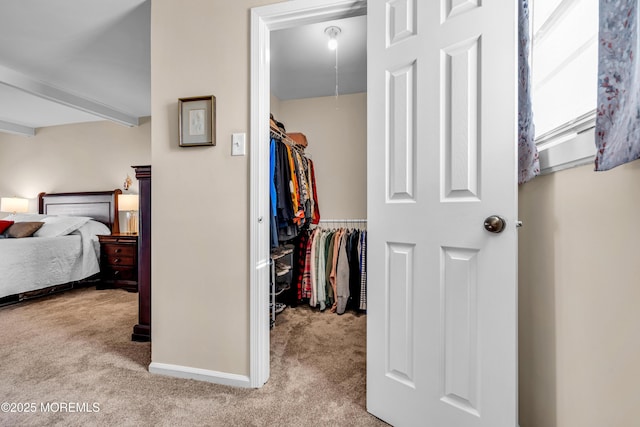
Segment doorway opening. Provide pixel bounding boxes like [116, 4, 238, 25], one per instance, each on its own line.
[249, 0, 368, 389]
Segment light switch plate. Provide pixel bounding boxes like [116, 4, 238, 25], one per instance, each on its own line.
[231, 133, 246, 156]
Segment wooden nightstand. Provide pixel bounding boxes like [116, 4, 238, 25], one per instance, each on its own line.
[98, 233, 138, 292]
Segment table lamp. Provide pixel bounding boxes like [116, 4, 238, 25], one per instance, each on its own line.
[118, 194, 139, 234]
[1, 197, 28, 216]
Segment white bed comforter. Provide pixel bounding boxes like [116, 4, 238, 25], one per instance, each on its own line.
[0, 221, 109, 298]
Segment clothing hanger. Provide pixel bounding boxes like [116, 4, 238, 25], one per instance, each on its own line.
[269, 123, 305, 154]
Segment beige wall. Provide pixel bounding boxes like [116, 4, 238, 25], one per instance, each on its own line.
[0, 119, 151, 213]
[270, 94, 281, 119]
[151, 0, 279, 375]
[518, 160, 640, 427]
[151, 0, 364, 379]
[276, 93, 367, 219]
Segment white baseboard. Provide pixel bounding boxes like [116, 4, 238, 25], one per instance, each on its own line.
[148, 362, 251, 388]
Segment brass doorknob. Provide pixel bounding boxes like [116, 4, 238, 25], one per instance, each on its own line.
[484, 215, 506, 233]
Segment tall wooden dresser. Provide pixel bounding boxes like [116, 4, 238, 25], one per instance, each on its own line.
[131, 165, 151, 342]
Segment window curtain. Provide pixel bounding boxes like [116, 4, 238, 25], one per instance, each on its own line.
[518, 0, 540, 184]
[595, 0, 640, 171]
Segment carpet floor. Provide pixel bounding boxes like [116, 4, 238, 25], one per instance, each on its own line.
[0, 287, 387, 426]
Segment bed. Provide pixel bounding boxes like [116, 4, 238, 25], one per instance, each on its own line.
[0, 190, 121, 304]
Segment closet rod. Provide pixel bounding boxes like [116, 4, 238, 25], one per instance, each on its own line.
[318, 219, 367, 223]
[269, 124, 300, 149]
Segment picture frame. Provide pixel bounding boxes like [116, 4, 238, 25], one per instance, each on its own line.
[178, 95, 216, 147]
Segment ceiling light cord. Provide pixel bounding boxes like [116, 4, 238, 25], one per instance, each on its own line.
[335, 44, 339, 98]
[324, 26, 342, 99]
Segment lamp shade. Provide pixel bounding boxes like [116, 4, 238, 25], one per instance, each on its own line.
[1, 197, 28, 214]
[118, 194, 139, 211]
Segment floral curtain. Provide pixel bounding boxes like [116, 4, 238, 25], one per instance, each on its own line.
[595, 0, 640, 171]
[518, 0, 540, 184]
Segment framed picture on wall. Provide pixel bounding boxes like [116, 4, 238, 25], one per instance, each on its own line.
[178, 95, 216, 147]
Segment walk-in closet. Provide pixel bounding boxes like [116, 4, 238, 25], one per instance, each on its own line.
[268, 14, 367, 380]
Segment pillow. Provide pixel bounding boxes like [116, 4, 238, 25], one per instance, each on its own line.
[0, 220, 14, 234]
[75, 219, 111, 237]
[6, 222, 44, 238]
[33, 215, 91, 238]
[4, 213, 48, 222]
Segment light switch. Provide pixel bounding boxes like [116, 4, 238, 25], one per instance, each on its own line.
[232, 133, 246, 156]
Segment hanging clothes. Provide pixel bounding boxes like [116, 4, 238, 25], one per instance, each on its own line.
[269, 131, 321, 245]
[300, 229, 315, 300]
[291, 225, 367, 314]
[335, 231, 350, 315]
[269, 139, 279, 248]
[309, 160, 321, 225]
[291, 228, 311, 304]
[347, 230, 361, 311]
[358, 230, 367, 311]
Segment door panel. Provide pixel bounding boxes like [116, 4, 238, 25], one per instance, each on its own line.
[388, 62, 416, 201]
[388, 0, 416, 46]
[367, 0, 518, 425]
[386, 242, 415, 387]
[441, 246, 479, 416]
[442, 36, 480, 200]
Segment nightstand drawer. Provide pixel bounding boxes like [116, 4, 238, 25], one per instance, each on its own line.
[105, 254, 135, 267]
[103, 266, 137, 282]
[99, 235, 137, 244]
[104, 244, 136, 258]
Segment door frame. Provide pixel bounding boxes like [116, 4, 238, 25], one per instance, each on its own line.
[249, 0, 367, 388]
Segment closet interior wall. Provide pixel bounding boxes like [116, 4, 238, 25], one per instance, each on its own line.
[269, 92, 367, 320]
[273, 92, 367, 220]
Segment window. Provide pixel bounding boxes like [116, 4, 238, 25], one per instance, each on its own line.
[531, 0, 599, 140]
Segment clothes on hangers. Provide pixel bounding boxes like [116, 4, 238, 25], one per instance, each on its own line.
[269, 134, 320, 246]
[291, 226, 367, 314]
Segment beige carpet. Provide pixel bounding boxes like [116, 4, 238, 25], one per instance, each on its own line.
[0, 287, 387, 426]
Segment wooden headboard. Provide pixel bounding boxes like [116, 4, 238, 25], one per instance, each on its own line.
[38, 190, 122, 233]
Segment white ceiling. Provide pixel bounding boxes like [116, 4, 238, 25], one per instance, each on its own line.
[0, 0, 150, 135]
[0, 1, 366, 136]
[271, 14, 367, 101]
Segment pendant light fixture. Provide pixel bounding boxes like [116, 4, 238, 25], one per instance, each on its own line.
[324, 26, 342, 97]
[324, 26, 341, 50]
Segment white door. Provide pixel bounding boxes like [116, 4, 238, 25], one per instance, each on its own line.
[367, 1, 518, 426]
